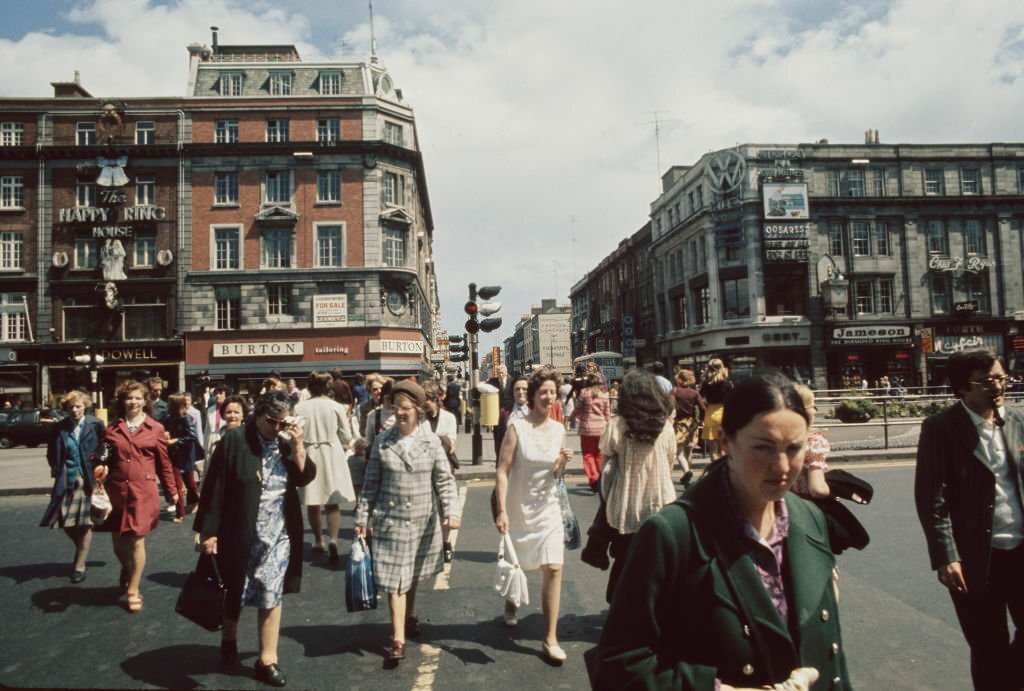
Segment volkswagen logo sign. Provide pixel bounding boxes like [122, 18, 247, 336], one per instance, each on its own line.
[704, 148, 747, 197]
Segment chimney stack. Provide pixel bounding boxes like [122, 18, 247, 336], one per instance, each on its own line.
[210, 26, 219, 51]
[73, 70, 80, 84]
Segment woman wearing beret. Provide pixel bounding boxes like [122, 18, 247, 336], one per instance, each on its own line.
[40, 390, 106, 583]
[197, 391, 316, 687]
[354, 379, 461, 665]
[595, 372, 851, 691]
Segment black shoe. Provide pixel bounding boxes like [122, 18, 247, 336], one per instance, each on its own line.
[386, 639, 406, 663]
[311, 544, 325, 557]
[443, 542, 453, 563]
[254, 661, 287, 687]
[328, 543, 339, 565]
[681, 470, 694, 487]
[70, 570, 86, 584]
[220, 640, 239, 667]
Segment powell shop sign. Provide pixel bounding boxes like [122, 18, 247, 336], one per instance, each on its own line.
[928, 255, 995, 274]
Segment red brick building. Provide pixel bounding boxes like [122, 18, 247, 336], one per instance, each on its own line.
[0, 35, 441, 405]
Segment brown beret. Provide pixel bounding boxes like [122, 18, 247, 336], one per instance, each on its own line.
[391, 379, 426, 408]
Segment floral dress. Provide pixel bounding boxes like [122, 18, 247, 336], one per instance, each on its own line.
[241, 437, 291, 609]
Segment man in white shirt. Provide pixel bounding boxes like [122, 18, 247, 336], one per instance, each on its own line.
[422, 380, 459, 562]
[915, 349, 1024, 690]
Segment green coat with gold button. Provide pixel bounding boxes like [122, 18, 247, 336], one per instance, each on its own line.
[595, 461, 852, 690]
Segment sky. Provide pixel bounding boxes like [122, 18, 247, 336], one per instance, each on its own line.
[3, 0, 1024, 352]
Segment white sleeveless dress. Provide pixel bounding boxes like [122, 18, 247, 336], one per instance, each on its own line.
[506, 417, 565, 571]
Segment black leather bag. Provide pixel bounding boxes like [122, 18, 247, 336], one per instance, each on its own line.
[175, 553, 226, 631]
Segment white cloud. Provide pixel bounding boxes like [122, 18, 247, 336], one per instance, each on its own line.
[2, 0, 1023, 355]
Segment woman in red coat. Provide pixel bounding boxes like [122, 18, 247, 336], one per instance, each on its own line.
[94, 380, 178, 613]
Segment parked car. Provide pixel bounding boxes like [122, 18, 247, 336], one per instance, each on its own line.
[0, 408, 65, 449]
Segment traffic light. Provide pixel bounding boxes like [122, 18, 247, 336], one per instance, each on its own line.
[448, 334, 469, 362]
[465, 283, 502, 334]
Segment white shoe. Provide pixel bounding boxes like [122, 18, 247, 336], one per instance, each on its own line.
[503, 602, 518, 627]
[542, 642, 567, 663]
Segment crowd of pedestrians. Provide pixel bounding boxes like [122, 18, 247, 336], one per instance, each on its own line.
[34, 346, 1024, 689]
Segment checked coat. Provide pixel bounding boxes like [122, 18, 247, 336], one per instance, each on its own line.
[354, 424, 460, 594]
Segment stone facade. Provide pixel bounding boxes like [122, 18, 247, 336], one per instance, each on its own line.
[647, 141, 1024, 388]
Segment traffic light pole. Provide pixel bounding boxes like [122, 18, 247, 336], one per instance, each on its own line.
[470, 330, 482, 464]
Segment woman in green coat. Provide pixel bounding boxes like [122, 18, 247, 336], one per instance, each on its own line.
[595, 372, 851, 691]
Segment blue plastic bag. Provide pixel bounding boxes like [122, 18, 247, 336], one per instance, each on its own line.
[558, 478, 581, 550]
[345, 537, 378, 612]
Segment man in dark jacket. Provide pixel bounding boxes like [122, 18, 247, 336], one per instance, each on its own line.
[915, 349, 1024, 691]
[147, 376, 168, 425]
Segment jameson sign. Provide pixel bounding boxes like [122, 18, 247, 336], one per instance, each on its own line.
[928, 255, 995, 274]
[831, 326, 912, 345]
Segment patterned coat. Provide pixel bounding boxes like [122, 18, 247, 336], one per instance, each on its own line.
[354, 424, 460, 593]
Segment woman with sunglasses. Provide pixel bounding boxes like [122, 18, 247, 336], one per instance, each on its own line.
[196, 391, 316, 687]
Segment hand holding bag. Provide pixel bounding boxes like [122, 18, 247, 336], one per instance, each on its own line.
[495, 533, 529, 607]
[558, 478, 581, 550]
[345, 537, 379, 612]
[89, 484, 112, 525]
[175, 553, 226, 631]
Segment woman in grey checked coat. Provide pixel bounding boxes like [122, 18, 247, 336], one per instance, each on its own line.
[354, 379, 461, 664]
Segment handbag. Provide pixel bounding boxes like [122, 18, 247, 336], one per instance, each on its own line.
[495, 533, 529, 607]
[345, 537, 379, 612]
[558, 478, 581, 550]
[89, 484, 112, 525]
[175, 553, 226, 632]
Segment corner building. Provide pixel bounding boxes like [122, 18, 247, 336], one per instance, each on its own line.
[650, 140, 1024, 387]
[182, 42, 439, 394]
[0, 36, 441, 405]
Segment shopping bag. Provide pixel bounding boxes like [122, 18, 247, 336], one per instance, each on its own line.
[495, 533, 529, 607]
[89, 484, 112, 526]
[345, 537, 379, 612]
[558, 478, 581, 550]
[175, 553, 226, 632]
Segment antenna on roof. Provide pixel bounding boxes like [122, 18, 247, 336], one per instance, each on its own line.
[368, 0, 378, 63]
[639, 110, 684, 187]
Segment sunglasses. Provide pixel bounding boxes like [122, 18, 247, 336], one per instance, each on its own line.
[264, 416, 289, 428]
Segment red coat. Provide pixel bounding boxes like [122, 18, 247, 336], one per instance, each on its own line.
[99, 417, 177, 536]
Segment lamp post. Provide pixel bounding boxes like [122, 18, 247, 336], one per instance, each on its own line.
[73, 344, 105, 410]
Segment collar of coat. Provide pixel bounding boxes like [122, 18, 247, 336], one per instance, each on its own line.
[942, 400, 1023, 472]
[378, 424, 435, 470]
[680, 460, 835, 645]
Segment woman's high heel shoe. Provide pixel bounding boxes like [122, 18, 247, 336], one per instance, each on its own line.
[124, 592, 144, 613]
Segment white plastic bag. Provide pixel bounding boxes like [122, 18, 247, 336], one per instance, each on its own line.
[495, 533, 529, 607]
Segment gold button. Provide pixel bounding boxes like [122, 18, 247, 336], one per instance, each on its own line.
[832, 642, 840, 656]
[742, 664, 754, 676]
[743, 624, 751, 638]
[833, 676, 841, 685]
[821, 609, 830, 622]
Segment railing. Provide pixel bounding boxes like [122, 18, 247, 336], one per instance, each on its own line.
[810, 391, 1024, 451]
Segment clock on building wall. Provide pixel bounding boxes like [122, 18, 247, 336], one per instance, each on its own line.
[386, 289, 407, 316]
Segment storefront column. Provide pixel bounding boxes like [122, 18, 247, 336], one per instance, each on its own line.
[810, 323, 828, 388]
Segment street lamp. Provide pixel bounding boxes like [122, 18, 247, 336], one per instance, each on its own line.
[73, 344, 105, 408]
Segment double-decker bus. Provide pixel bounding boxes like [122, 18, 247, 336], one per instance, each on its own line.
[572, 351, 625, 383]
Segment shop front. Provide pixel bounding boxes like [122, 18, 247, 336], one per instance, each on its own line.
[826, 324, 915, 389]
[38, 341, 184, 409]
[670, 324, 812, 383]
[923, 323, 1005, 387]
[186, 329, 431, 397]
[0, 347, 39, 407]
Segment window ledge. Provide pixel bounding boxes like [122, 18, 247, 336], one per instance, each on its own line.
[212, 203, 240, 209]
[0, 207, 26, 213]
[209, 267, 244, 272]
[0, 268, 25, 273]
[314, 201, 342, 207]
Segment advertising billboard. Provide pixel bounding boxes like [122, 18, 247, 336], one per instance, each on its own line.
[762, 182, 809, 220]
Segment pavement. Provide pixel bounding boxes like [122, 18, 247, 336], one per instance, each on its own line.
[0, 464, 972, 689]
[0, 424, 917, 496]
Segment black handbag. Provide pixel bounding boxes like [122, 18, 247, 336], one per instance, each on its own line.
[175, 553, 226, 631]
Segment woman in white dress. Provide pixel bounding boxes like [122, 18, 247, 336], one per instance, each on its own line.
[494, 366, 573, 664]
[295, 372, 355, 563]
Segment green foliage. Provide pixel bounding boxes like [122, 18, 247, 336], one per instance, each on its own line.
[834, 398, 879, 422]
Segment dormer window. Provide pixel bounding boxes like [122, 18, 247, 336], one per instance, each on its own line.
[269, 72, 293, 96]
[220, 73, 243, 97]
[319, 71, 341, 95]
